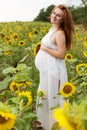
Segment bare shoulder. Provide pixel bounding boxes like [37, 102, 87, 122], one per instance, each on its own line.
[55, 30, 66, 47]
[56, 30, 65, 40]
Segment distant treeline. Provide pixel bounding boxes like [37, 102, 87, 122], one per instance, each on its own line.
[34, 5, 87, 26]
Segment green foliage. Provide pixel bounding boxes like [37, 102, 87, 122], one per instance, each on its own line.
[69, 6, 84, 24]
[0, 76, 12, 90]
[51, 122, 60, 130]
[0, 21, 86, 129]
[34, 5, 55, 22]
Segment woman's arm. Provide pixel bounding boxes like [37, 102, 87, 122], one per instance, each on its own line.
[40, 31, 67, 59]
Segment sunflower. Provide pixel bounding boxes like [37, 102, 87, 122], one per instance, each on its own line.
[83, 38, 87, 47]
[9, 81, 19, 93]
[13, 33, 18, 40]
[0, 33, 5, 38]
[33, 29, 39, 34]
[19, 41, 25, 46]
[15, 81, 32, 92]
[18, 91, 32, 108]
[37, 90, 45, 98]
[24, 81, 32, 86]
[75, 32, 79, 39]
[34, 42, 41, 56]
[4, 51, 12, 55]
[0, 111, 16, 130]
[65, 53, 73, 61]
[4, 36, 10, 42]
[76, 63, 87, 75]
[28, 33, 33, 41]
[41, 27, 46, 34]
[83, 52, 87, 57]
[53, 108, 74, 130]
[7, 41, 12, 45]
[53, 102, 85, 130]
[60, 82, 75, 97]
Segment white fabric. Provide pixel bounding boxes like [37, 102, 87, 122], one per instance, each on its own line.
[35, 28, 68, 130]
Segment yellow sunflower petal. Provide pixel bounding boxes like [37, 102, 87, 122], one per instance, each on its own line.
[34, 42, 41, 56]
[0, 111, 16, 130]
[18, 91, 32, 108]
[53, 108, 74, 130]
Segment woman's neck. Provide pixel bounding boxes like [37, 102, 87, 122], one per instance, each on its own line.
[52, 25, 61, 31]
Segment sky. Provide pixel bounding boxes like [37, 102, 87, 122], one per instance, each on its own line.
[0, 0, 82, 22]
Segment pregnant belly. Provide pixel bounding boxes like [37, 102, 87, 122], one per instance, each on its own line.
[35, 50, 48, 71]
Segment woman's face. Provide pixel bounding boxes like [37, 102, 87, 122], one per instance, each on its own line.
[50, 8, 64, 26]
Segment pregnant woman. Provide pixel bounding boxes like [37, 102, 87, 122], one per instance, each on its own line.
[35, 4, 74, 130]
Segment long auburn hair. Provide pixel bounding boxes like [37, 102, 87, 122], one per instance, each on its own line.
[51, 4, 74, 50]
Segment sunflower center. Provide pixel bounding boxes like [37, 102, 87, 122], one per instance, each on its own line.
[13, 85, 18, 92]
[63, 85, 72, 93]
[36, 45, 41, 53]
[20, 42, 23, 45]
[67, 55, 71, 59]
[0, 115, 8, 124]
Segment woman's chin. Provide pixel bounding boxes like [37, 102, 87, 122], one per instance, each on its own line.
[50, 19, 55, 24]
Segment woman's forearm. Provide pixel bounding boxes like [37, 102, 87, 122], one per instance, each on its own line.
[40, 44, 65, 59]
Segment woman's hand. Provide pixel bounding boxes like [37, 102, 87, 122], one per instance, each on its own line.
[40, 43, 65, 59]
[40, 44, 47, 51]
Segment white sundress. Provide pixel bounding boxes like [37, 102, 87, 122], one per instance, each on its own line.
[35, 28, 68, 130]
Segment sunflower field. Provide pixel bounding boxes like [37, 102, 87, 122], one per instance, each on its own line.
[0, 21, 87, 130]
